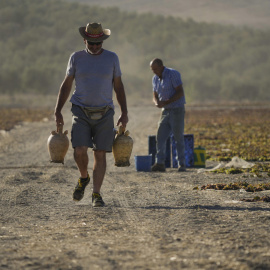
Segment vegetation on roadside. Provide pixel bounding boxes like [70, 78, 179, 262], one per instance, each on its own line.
[186, 107, 270, 200]
[199, 182, 270, 192]
[209, 163, 270, 177]
[241, 196, 270, 202]
[185, 108, 270, 162]
[1, 0, 270, 102]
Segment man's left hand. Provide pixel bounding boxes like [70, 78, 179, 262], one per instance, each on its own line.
[155, 100, 167, 108]
[116, 113, 128, 128]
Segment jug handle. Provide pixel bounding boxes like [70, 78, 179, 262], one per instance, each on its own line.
[118, 125, 125, 135]
[57, 125, 63, 134]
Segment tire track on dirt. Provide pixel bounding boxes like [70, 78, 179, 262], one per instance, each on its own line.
[105, 170, 170, 266]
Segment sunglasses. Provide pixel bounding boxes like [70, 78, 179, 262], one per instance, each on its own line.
[87, 41, 102, 46]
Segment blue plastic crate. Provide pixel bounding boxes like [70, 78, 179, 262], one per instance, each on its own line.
[148, 134, 194, 168]
[134, 155, 152, 172]
[171, 134, 194, 168]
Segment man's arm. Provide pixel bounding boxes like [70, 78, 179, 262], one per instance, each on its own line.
[156, 84, 184, 108]
[153, 91, 159, 106]
[113, 76, 128, 128]
[54, 75, 74, 127]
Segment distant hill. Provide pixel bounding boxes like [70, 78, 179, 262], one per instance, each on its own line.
[1, 0, 270, 103]
[64, 0, 270, 29]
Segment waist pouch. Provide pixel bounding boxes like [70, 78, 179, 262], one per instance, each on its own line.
[81, 106, 111, 120]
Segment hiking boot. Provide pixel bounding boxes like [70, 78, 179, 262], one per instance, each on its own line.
[92, 193, 105, 207]
[178, 166, 186, 172]
[73, 174, 90, 201]
[151, 163, 166, 172]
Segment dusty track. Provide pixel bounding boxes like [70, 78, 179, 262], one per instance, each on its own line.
[0, 105, 270, 270]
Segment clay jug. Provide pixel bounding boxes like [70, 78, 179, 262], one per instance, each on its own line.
[47, 125, 69, 164]
[112, 126, 133, 167]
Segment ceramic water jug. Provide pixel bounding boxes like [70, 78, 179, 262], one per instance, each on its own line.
[47, 125, 69, 164]
[112, 126, 133, 167]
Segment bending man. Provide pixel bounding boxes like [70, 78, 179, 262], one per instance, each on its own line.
[150, 58, 186, 172]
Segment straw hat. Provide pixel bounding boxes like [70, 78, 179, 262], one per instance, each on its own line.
[79, 22, 111, 42]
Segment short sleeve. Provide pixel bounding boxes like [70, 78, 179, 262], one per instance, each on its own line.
[113, 54, 122, 78]
[152, 76, 157, 92]
[66, 53, 76, 76]
[170, 70, 182, 88]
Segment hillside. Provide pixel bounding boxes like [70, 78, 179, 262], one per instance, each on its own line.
[0, 0, 270, 103]
[64, 0, 270, 29]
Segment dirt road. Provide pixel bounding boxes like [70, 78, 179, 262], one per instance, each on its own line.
[0, 105, 270, 270]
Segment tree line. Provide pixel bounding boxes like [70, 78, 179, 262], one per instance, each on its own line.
[0, 0, 269, 103]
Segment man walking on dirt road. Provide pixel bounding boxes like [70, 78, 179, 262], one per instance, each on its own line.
[150, 58, 186, 172]
[54, 22, 128, 207]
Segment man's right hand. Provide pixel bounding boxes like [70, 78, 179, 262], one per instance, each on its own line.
[55, 111, 64, 129]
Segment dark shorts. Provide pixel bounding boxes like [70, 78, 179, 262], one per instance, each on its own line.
[71, 104, 115, 152]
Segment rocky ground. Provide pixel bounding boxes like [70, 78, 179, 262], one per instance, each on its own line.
[0, 104, 270, 270]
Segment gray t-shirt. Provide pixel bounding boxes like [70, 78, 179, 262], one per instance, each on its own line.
[66, 49, 122, 108]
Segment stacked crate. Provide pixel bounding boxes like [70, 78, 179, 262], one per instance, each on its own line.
[148, 134, 195, 168]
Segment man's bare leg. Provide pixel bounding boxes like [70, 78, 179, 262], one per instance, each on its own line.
[93, 150, 106, 194]
[73, 146, 90, 201]
[74, 146, 89, 178]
